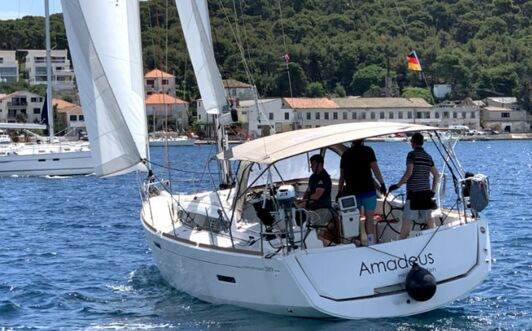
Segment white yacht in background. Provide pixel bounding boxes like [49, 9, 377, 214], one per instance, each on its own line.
[0, 0, 93, 177]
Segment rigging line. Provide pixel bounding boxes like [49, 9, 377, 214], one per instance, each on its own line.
[237, 0, 256, 78]
[164, 0, 172, 190]
[216, 0, 273, 157]
[147, 159, 219, 176]
[277, 0, 293, 99]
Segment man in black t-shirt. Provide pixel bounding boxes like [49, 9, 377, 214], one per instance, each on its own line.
[338, 140, 386, 246]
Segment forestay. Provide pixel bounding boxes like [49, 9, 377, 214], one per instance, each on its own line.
[61, 0, 148, 176]
[220, 122, 440, 164]
[175, 0, 227, 115]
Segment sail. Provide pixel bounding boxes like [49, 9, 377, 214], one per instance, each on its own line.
[175, 0, 227, 114]
[61, 0, 148, 176]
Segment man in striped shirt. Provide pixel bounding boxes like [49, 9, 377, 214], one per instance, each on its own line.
[388, 133, 439, 239]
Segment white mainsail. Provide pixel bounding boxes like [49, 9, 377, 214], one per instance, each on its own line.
[61, 0, 148, 176]
[175, 0, 227, 114]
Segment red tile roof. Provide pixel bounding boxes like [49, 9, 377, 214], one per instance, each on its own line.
[283, 97, 338, 109]
[144, 68, 174, 78]
[53, 98, 83, 115]
[145, 93, 187, 105]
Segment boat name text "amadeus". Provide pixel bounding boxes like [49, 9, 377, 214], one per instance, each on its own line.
[359, 253, 434, 276]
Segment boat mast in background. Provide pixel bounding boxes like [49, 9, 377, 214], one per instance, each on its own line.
[44, 0, 54, 139]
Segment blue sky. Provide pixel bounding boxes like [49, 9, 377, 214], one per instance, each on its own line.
[0, 0, 62, 20]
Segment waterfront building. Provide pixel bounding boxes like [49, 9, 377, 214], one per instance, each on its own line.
[144, 69, 176, 97]
[0, 91, 44, 123]
[22, 49, 75, 90]
[287, 97, 339, 129]
[145, 93, 189, 130]
[54, 98, 86, 137]
[0, 51, 19, 83]
[237, 98, 283, 137]
[481, 97, 530, 132]
[196, 79, 257, 124]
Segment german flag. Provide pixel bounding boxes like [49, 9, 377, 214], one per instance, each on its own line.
[407, 51, 422, 71]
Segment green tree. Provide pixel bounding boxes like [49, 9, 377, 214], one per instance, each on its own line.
[402, 87, 433, 104]
[306, 82, 326, 97]
[350, 65, 387, 95]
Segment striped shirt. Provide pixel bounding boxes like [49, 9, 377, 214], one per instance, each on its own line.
[406, 147, 434, 192]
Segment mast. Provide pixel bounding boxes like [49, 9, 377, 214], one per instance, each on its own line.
[45, 0, 54, 139]
[215, 111, 232, 188]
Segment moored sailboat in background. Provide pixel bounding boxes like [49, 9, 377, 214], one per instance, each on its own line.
[0, 0, 92, 177]
[62, 0, 492, 319]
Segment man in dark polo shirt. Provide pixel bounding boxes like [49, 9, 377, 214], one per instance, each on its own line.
[389, 133, 439, 239]
[297, 154, 334, 244]
[338, 139, 386, 246]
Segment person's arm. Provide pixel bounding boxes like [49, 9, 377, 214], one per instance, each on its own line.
[430, 165, 439, 193]
[396, 163, 414, 187]
[370, 161, 385, 186]
[338, 168, 345, 193]
[310, 187, 325, 201]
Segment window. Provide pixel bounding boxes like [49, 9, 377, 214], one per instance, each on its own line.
[33, 108, 40, 114]
[435, 112, 440, 119]
[380, 112, 385, 119]
[501, 112, 510, 118]
[342, 112, 347, 120]
[361, 112, 366, 119]
[79, 115, 84, 121]
[146, 79, 154, 86]
[306, 112, 311, 120]
[453, 112, 458, 118]
[333, 112, 338, 120]
[284, 112, 289, 120]
[31, 97, 38, 102]
[70, 115, 77, 121]
[162, 79, 169, 85]
[269, 112, 274, 120]
[471, 112, 475, 119]
[443, 112, 449, 119]
[462, 112, 466, 119]
[352, 112, 357, 120]
[389, 112, 394, 119]
[416, 112, 422, 119]
[370, 112, 375, 119]
[398, 111, 403, 119]
[424, 112, 430, 119]
[315, 112, 320, 120]
[407, 111, 412, 119]
[324, 112, 329, 120]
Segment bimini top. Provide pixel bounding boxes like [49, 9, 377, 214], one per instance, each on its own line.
[219, 122, 439, 164]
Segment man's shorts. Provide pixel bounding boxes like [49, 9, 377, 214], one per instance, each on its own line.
[355, 191, 377, 211]
[307, 208, 333, 226]
[403, 200, 432, 221]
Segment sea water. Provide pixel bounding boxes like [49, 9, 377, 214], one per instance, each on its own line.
[0, 140, 530, 330]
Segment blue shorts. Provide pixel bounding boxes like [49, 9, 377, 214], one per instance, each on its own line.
[355, 191, 377, 211]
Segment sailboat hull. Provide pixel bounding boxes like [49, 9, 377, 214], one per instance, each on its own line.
[0, 147, 93, 176]
[141, 204, 491, 319]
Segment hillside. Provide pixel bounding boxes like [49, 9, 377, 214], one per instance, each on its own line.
[0, 0, 530, 106]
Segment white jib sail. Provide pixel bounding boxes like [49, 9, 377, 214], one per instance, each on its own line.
[175, 0, 227, 114]
[61, 0, 148, 176]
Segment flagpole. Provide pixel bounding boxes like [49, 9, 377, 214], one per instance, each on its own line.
[413, 50, 436, 105]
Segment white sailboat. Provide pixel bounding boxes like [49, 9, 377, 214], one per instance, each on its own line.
[62, 0, 492, 319]
[0, 0, 93, 177]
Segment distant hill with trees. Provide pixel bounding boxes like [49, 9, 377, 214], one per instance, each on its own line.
[0, 0, 530, 108]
